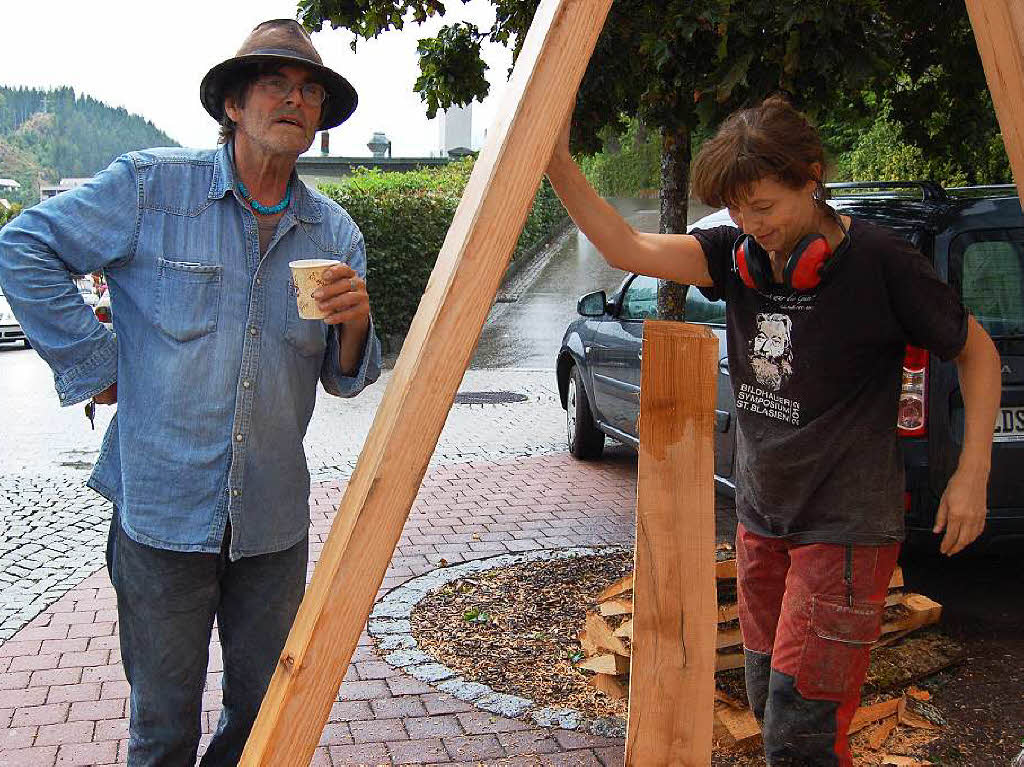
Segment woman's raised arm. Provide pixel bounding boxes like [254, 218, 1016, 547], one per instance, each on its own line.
[545, 121, 713, 286]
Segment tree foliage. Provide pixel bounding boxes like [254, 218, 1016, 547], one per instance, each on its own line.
[298, 0, 892, 200]
[0, 86, 177, 205]
[875, 0, 1010, 185]
[318, 157, 568, 344]
[0, 202, 22, 229]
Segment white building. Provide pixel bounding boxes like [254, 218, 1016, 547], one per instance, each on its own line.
[40, 178, 91, 202]
[438, 103, 473, 157]
[0, 178, 20, 193]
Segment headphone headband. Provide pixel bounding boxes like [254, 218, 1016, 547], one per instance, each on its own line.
[733, 212, 849, 292]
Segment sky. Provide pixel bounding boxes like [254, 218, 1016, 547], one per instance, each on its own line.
[0, 0, 515, 158]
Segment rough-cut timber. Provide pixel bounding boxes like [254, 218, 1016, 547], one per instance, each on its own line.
[626, 322, 718, 766]
[965, 0, 1024, 201]
[239, 0, 613, 761]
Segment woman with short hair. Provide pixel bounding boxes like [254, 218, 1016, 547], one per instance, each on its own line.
[545, 95, 1001, 765]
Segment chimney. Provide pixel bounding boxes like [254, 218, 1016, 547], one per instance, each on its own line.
[320, 131, 330, 155]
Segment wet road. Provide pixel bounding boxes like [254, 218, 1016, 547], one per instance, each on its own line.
[470, 196, 713, 369]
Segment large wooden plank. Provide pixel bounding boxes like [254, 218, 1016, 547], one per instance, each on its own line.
[625, 322, 718, 766]
[965, 0, 1024, 202]
[239, 0, 612, 762]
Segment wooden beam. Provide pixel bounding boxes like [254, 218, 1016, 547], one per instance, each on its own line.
[239, 0, 612, 761]
[625, 322, 718, 766]
[965, 0, 1024, 201]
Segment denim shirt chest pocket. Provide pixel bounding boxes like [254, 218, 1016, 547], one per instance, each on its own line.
[155, 258, 223, 342]
[284, 274, 329, 357]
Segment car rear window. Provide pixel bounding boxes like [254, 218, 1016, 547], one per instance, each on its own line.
[952, 229, 1024, 338]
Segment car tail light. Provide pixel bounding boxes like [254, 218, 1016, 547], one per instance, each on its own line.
[897, 345, 928, 437]
[95, 306, 111, 324]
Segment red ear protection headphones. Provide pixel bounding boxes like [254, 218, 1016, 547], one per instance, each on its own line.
[733, 214, 849, 292]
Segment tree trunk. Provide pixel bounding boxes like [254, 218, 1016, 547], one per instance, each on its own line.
[657, 125, 691, 321]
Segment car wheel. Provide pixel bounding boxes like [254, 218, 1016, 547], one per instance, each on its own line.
[567, 367, 604, 459]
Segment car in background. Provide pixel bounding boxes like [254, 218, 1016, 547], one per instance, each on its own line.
[556, 181, 1024, 547]
[0, 286, 29, 348]
[94, 290, 113, 332]
[74, 276, 99, 307]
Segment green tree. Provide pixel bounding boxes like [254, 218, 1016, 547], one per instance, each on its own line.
[0, 202, 22, 229]
[299, 0, 894, 316]
[874, 0, 1010, 185]
[0, 86, 178, 207]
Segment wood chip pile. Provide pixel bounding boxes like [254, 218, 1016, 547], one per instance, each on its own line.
[577, 545, 945, 759]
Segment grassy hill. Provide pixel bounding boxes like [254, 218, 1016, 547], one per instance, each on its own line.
[0, 86, 178, 206]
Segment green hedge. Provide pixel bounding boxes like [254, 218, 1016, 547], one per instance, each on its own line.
[319, 158, 568, 347]
[831, 105, 1011, 187]
[578, 118, 661, 197]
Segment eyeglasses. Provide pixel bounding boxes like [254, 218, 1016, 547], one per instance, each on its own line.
[254, 75, 327, 107]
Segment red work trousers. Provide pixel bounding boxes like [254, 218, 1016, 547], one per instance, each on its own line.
[735, 523, 901, 766]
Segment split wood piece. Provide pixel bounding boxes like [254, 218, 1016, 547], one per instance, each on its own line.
[614, 618, 633, 641]
[577, 653, 630, 675]
[599, 598, 634, 617]
[588, 672, 628, 700]
[714, 688, 746, 709]
[897, 696, 941, 731]
[716, 558, 737, 580]
[717, 602, 739, 623]
[597, 573, 634, 602]
[716, 651, 745, 672]
[717, 625, 742, 651]
[583, 613, 630, 657]
[890, 566, 904, 590]
[238, 0, 614, 761]
[714, 705, 762, 750]
[579, 629, 595, 656]
[881, 757, 933, 766]
[866, 716, 899, 750]
[881, 594, 942, 635]
[848, 697, 900, 735]
[625, 322, 718, 766]
[965, 0, 1024, 203]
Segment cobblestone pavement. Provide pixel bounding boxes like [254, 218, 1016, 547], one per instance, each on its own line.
[0, 366, 570, 643]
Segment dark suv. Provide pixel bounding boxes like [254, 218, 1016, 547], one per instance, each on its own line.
[556, 182, 1024, 547]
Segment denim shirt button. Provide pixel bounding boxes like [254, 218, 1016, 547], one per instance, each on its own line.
[249, 326, 258, 336]
[235, 433, 243, 442]
[242, 380, 251, 389]
[231, 488, 240, 497]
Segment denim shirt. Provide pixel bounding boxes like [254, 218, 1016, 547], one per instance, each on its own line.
[0, 144, 381, 558]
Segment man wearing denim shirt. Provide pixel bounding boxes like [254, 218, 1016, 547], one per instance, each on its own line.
[0, 19, 382, 765]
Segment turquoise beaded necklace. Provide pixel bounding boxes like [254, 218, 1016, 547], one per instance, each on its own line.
[236, 180, 291, 215]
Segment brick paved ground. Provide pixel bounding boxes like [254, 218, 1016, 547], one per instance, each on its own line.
[0, 444, 666, 766]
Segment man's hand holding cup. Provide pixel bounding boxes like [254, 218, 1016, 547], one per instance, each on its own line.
[288, 259, 370, 326]
[312, 263, 370, 327]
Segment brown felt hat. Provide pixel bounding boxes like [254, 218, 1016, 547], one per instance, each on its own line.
[200, 19, 357, 130]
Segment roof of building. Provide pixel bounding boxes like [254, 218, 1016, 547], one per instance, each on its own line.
[0, 179, 21, 189]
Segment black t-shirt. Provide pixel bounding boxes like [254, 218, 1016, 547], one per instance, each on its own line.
[691, 217, 968, 545]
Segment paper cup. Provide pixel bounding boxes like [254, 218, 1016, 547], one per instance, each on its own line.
[289, 259, 337, 320]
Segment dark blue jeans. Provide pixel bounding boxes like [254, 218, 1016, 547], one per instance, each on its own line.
[106, 510, 307, 767]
